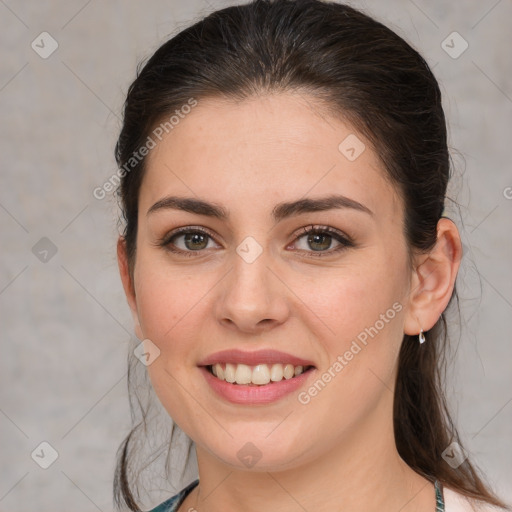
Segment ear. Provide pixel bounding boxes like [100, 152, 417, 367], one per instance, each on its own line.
[404, 218, 462, 337]
[117, 236, 144, 340]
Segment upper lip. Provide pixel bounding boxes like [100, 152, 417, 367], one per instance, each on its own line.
[198, 349, 315, 368]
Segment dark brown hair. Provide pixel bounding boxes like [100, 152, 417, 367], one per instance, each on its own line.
[113, 1, 508, 510]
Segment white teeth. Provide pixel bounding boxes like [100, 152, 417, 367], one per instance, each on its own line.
[234, 364, 252, 384]
[209, 363, 310, 385]
[251, 364, 270, 385]
[214, 363, 224, 380]
[270, 364, 283, 382]
[283, 364, 295, 379]
[224, 363, 236, 383]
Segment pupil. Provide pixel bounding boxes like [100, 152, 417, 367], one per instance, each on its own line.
[308, 233, 331, 251]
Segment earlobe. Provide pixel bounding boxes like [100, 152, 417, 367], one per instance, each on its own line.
[404, 218, 462, 336]
[117, 236, 144, 340]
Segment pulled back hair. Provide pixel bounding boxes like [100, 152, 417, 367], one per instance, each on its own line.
[113, 0, 508, 509]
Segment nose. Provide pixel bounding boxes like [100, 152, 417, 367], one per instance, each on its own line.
[215, 245, 290, 334]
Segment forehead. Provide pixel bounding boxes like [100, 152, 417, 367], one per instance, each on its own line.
[140, 92, 402, 221]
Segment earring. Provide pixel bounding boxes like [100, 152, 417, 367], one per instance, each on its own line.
[419, 328, 426, 344]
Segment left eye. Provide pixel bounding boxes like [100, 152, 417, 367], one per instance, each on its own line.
[291, 226, 352, 255]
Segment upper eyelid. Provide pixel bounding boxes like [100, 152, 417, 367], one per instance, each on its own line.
[294, 224, 352, 241]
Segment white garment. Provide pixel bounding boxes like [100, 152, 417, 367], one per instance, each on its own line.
[444, 487, 504, 512]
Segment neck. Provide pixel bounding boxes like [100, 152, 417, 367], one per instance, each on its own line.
[183, 392, 435, 512]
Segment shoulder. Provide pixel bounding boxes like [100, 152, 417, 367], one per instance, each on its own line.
[444, 487, 505, 512]
[148, 479, 199, 512]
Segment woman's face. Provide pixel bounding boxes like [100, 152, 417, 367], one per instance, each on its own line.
[121, 92, 417, 471]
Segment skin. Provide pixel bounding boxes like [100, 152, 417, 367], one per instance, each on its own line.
[117, 92, 462, 512]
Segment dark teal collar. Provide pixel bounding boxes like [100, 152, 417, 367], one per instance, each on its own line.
[435, 480, 445, 511]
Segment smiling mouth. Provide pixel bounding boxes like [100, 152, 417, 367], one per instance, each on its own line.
[206, 363, 315, 386]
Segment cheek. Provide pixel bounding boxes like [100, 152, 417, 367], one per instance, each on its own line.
[302, 254, 407, 396]
[134, 252, 208, 343]
[308, 262, 403, 340]
[294, 269, 405, 442]
[133, 257, 214, 430]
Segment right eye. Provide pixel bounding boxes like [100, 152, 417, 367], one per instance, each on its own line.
[158, 227, 220, 256]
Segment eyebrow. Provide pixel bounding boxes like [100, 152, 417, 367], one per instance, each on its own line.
[146, 194, 373, 221]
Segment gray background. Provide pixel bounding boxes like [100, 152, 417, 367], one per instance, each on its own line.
[1, 0, 511, 510]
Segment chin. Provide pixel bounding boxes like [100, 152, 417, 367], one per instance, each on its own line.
[198, 433, 315, 473]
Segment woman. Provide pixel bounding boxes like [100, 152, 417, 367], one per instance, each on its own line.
[113, 1, 509, 510]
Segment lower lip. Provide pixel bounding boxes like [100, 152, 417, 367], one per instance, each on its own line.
[199, 366, 315, 405]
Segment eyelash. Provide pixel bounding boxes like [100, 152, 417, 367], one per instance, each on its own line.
[157, 224, 354, 259]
